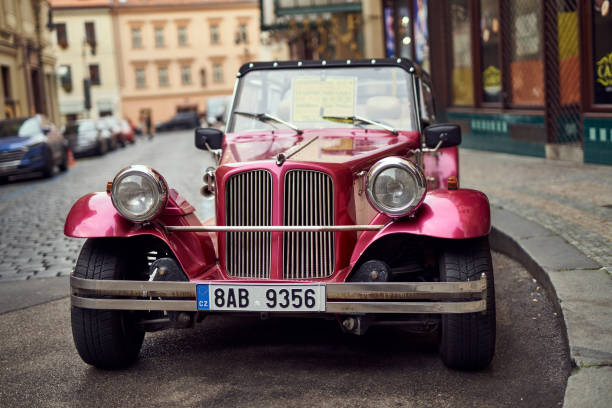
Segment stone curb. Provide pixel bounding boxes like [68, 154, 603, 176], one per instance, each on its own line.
[489, 207, 612, 408]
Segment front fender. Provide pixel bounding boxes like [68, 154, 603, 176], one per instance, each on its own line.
[350, 189, 490, 266]
[64, 192, 216, 279]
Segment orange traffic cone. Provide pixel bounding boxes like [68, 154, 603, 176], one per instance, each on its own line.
[67, 149, 76, 167]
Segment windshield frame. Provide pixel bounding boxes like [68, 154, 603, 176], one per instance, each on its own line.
[226, 58, 427, 135]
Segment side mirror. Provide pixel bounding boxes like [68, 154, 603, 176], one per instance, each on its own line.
[195, 127, 224, 150]
[424, 124, 461, 149]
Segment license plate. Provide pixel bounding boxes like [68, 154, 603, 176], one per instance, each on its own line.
[196, 283, 326, 312]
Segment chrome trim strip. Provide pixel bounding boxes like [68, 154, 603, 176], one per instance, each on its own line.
[327, 280, 486, 300]
[167, 225, 384, 232]
[326, 300, 486, 314]
[71, 275, 196, 297]
[72, 295, 197, 311]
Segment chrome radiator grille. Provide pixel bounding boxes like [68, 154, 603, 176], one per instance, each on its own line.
[283, 170, 335, 279]
[225, 170, 272, 278]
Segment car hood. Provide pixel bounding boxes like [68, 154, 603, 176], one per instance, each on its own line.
[0, 134, 44, 151]
[223, 129, 420, 171]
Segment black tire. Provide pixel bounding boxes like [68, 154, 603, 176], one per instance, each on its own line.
[71, 239, 145, 369]
[41, 147, 54, 178]
[97, 139, 108, 156]
[439, 237, 496, 370]
[58, 149, 69, 172]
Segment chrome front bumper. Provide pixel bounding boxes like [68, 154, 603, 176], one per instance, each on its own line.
[71, 274, 487, 314]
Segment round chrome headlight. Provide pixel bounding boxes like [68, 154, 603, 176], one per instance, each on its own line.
[366, 157, 426, 217]
[110, 165, 168, 222]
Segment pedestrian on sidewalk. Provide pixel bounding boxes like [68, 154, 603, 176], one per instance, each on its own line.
[146, 113, 154, 140]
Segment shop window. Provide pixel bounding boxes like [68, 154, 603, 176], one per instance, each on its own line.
[89, 64, 100, 86]
[181, 65, 191, 85]
[213, 64, 223, 83]
[132, 27, 142, 48]
[210, 25, 220, 44]
[158, 66, 169, 87]
[155, 27, 165, 47]
[414, 0, 429, 72]
[135, 68, 146, 88]
[449, 0, 474, 105]
[178, 26, 188, 46]
[508, 0, 544, 106]
[592, 0, 612, 105]
[480, 0, 501, 103]
[56, 23, 68, 49]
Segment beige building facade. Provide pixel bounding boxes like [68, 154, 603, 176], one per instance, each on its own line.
[0, 0, 60, 122]
[50, 1, 122, 124]
[113, 0, 260, 126]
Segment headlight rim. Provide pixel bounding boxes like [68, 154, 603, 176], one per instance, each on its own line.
[365, 157, 427, 218]
[110, 165, 168, 222]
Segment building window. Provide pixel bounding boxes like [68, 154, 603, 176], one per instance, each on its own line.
[56, 23, 68, 49]
[131, 27, 142, 48]
[135, 68, 146, 88]
[85, 22, 96, 50]
[210, 25, 220, 44]
[213, 63, 223, 83]
[89, 64, 100, 85]
[449, 0, 474, 106]
[158, 66, 169, 87]
[178, 26, 188, 46]
[237, 23, 248, 44]
[480, 0, 502, 103]
[59, 65, 72, 92]
[181, 65, 191, 85]
[200, 68, 207, 87]
[155, 27, 165, 48]
[592, 1, 612, 105]
[508, 0, 544, 106]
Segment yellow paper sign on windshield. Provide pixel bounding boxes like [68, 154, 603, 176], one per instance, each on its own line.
[292, 77, 355, 122]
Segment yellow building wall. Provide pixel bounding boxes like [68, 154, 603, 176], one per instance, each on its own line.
[52, 7, 122, 123]
[115, 2, 260, 125]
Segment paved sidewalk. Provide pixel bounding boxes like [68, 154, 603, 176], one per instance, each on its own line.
[460, 149, 611, 274]
[460, 148, 612, 408]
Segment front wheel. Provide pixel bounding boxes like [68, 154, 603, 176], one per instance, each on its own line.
[71, 239, 145, 369]
[439, 237, 496, 370]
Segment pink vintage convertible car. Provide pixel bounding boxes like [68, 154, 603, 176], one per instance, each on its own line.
[66, 58, 495, 370]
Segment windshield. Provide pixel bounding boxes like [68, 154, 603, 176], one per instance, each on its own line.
[78, 121, 96, 132]
[0, 117, 41, 138]
[228, 66, 418, 133]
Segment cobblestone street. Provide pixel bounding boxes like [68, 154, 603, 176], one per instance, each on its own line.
[460, 149, 612, 274]
[0, 130, 215, 282]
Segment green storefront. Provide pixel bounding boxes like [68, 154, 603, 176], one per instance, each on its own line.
[387, 0, 612, 165]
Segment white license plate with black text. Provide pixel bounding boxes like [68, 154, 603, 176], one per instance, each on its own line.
[196, 283, 326, 312]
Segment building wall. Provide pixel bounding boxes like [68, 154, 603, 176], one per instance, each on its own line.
[114, 1, 260, 126]
[0, 0, 59, 123]
[51, 6, 122, 124]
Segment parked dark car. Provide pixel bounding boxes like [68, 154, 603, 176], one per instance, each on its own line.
[155, 111, 200, 132]
[96, 118, 119, 150]
[0, 115, 68, 181]
[64, 119, 111, 157]
[120, 120, 135, 144]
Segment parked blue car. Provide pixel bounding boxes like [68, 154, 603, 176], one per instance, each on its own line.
[0, 115, 69, 181]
